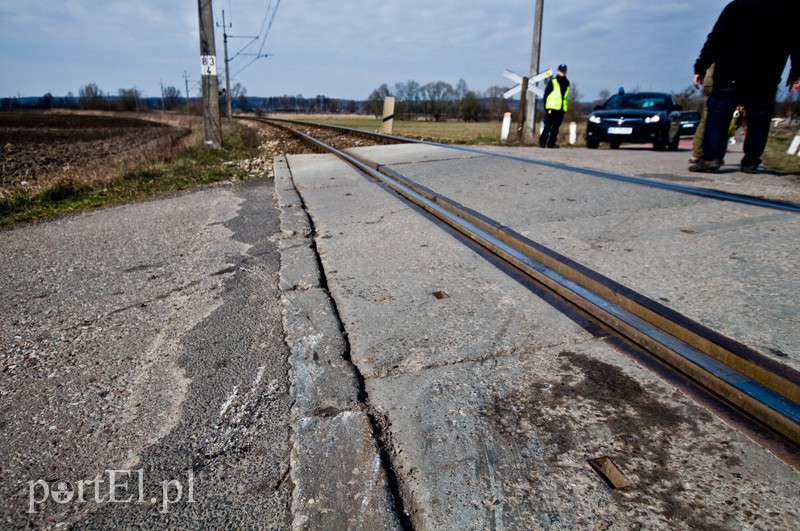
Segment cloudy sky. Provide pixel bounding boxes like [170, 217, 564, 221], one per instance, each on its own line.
[2, 0, 739, 102]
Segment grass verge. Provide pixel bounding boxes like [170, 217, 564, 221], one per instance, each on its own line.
[0, 122, 262, 227]
[764, 129, 800, 174]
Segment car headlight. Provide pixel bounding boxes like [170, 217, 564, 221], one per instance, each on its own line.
[589, 115, 601, 124]
[645, 115, 661, 124]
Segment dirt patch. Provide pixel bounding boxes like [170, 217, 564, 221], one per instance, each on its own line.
[481, 350, 729, 529]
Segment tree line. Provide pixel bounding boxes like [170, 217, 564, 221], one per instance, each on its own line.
[1, 83, 185, 112]
[363, 79, 511, 123]
[6, 79, 796, 125]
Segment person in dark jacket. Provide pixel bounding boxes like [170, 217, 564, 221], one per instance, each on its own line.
[539, 64, 570, 148]
[690, 0, 800, 173]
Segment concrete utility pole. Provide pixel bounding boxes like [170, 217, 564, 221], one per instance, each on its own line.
[524, 0, 545, 145]
[198, 0, 223, 148]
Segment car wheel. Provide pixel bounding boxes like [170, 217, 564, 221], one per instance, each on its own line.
[610, 141, 621, 149]
[587, 139, 600, 149]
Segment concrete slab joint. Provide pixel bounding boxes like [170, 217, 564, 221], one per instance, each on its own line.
[273, 156, 403, 530]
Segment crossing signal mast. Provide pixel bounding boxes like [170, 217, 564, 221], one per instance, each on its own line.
[218, 10, 260, 123]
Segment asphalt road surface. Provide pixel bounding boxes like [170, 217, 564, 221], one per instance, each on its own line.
[1, 181, 292, 528]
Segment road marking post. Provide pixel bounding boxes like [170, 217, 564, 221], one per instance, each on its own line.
[569, 122, 577, 145]
[787, 134, 800, 156]
[501, 112, 512, 142]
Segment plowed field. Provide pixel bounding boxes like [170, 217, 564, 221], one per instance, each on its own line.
[0, 113, 188, 190]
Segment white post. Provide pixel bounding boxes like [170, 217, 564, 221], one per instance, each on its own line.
[788, 134, 800, 156]
[501, 112, 512, 142]
[569, 122, 577, 145]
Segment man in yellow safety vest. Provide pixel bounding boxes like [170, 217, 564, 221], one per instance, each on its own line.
[539, 64, 571, 148]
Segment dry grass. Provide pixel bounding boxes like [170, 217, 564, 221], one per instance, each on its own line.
[265, 113, 589, 146]
[764, 128, 800, 174]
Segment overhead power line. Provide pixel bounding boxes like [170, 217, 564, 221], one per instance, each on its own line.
[224, 0, 282, 78]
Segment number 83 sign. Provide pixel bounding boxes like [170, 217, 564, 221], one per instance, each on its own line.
[201, 55, 217, 77]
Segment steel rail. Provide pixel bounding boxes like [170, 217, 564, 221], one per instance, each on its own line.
[265, 119, 800, 447]
[262, 118, 800, 214]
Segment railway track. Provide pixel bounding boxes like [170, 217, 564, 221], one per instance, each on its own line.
[252, 117, 800, 449]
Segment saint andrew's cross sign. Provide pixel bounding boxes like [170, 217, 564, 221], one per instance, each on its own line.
[502, 68, 553, 99]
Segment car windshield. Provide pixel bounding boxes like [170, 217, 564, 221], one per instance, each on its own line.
[604, 94, 669, 111]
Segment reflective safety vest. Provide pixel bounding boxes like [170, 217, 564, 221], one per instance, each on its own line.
[545, 78, 569, 112]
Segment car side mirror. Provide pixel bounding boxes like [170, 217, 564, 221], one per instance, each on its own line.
[670, 104, 683, 112]
[593, 105, 602, 111]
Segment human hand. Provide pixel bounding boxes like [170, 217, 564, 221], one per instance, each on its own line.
[693, 74, 703, 90]
[789, 78, 800, 92]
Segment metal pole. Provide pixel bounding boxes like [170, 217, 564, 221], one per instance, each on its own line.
[221, 10, 233, 123]
[184, 71, 191, 115]
[525, 0, 544, 145]
[198, 0, 222, 148]
[517, 78, 529, 142]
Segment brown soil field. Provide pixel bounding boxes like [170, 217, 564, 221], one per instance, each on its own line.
[0, 113, 191, 192]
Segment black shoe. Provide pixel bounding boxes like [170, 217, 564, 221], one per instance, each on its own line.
[548, 145, 560, 149]
[689, 159, 722, 173]
[740, 164, 758, 174]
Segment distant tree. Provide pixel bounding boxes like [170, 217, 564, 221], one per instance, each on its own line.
[79, 83, 104, 110]
[485, 86, 510, 121]
[421, 81, 455, 122]
[599, 89, 611, 101]
[117, 88, 141, 111]
[365, 83, 391, 118]
[231, 83, 248, 111]
[163, 86, 181, 109]
[673, 85, 702, 111]
[394, 80, 421, 119]
[40, 92, 54, 109]
[460, 90, 483, 122]
[565, 84, 584, 122]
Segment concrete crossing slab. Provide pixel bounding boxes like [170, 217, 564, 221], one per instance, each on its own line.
[283, 147, 800, 529]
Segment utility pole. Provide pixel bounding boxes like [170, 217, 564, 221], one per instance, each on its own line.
[198, 0, 222, 148]
[219, 10, 233, 123]
[183, 71, 191, 115]
[524, 0, 545, 145]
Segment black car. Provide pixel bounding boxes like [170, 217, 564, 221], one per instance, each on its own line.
[679, 110, 702, 137]
[586, 92, 683, 150]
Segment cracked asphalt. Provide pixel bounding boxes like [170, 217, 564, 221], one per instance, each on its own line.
[0, 180, 293, 528]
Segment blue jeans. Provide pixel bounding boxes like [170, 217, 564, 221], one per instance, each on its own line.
[702, 86, 775, 167]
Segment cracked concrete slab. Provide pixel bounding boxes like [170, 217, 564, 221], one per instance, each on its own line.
[286, 146, 800, 530]
[275, 156, 402, 530]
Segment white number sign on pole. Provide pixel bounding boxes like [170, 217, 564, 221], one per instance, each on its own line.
[201, 55, 217, 77]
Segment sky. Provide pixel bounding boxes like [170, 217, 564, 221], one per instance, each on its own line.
[1, 0, 742, 103]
